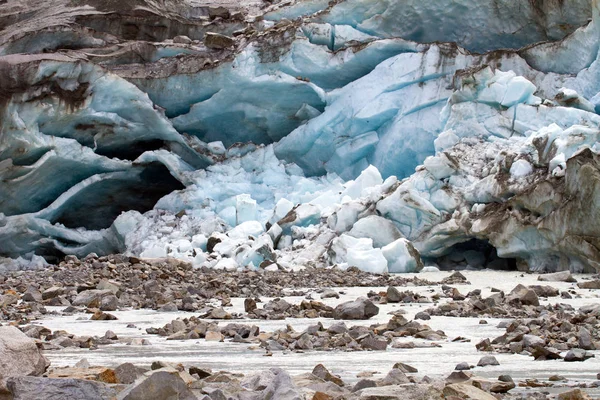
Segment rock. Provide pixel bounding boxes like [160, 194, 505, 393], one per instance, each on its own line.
[208, 6, 230, 19]
[414, 311, 431, 320]
[528, 285, 559, 297]
[189, 367, 211, 379]
[386, 287, 402, 303]
[159, 303, 178, 312]
[577, 280, 600, 289]
[91, 311, 117, 320]
[507, 284, 539, 306]
[446, 371, 473, 384]
[327, 322, 348, 334]
[455, 362, 471, 371]
[523, 334, 545, 348]
[22, 290, 42, 302]
[333, 298, 379, 320]
[379, 369, 410, 386]
[73, 290, 114, 309]
[244, 298, 257, 312]
[209, 307, 231, 319]
[532, 346, 562, 361]
[578, 327, 595, 350]
[117, 370, 197, 400]
[312, 364, 344, 387]
[357, 384, 443, 399]
[320, 289, 339, 299]
[0, 326, 50, 388]
[115, 363, 145, 384]
[475, 338, 492, 352]
[558, 389, 593, 400]
[7, 377, 118, 400]
[538, 271, 576, 282]
[97, 279, 121, 295]
[41, 286, 63, 300]
[205, 331, 224, 342]
[361, 336, 387, 351]
[443, 383, 497, 400]
[104, 330, 118, 340]
[564, 349, 594, 362]
[247, 368, 303, 400]
[352, 379, 377, 392]
[477, 355, 499, 367]
[173, 35, 192, 44]
[204, 32, 235, 49]
[75, 359, 90, 369]
[549, 375, 566, 381]
[392, 363, 418, 373]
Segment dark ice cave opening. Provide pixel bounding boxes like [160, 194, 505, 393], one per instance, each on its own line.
[52, 163, 184, 230]
[95, 139, 167, 161]
[433, 239, 517, 271]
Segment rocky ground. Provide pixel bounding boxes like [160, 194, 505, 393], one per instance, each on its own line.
[0, 256, 599, 399]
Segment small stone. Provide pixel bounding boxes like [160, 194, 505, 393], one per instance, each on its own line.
[103, 330, 118, 340]
[477, 355, 499, 367]
[189, 366, 212, 379]
[549, 375, 566, 381]
[312, 364, 344, 387]
[204, 32, 235, 49]
[564, 349, 594, 362]
[244, 298, 257, 312]
[455, 362, 471, 371]
[414, 311, 431, 320]
[114, 363, 144, 384]
[351, 379, 377, 392]
[75, 359, 90, 369]
[173, 35, 192, 44]
[205, 331, 224, 342]
[392, 362, 418, 373]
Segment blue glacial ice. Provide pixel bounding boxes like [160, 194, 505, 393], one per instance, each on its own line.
[2, 0, 600, 274]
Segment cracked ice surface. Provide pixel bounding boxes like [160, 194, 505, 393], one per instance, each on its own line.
[3, 0, 600, 273]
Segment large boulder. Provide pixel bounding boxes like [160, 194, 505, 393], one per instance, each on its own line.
[507, 284, 539, 306]
[333, 298, 379, 320]
[7, 377, 118, 400]
[117, 370, 197, 400]
[73, 290, 119, 311]
[443, 383, 498, 400]
[0, 326, 49, 389]
[357, 383, 443, 399]
[244, 368, 302, 400]
[537, 271, 577, 282]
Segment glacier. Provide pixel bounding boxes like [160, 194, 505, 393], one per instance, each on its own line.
[2, 0, 600, 274]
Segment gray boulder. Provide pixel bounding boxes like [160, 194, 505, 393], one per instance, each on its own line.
[507, 284, 539, 306]
[204, 33, 234, 49]
[7, 377, 117, 400]
[333, 298, 379, 320]
[357, 383, 443, 399]
[117, 370, 197, 400]
[73, 290, 118, 310]
[0, 326, 49, 388]
[537, 271, 576, 282]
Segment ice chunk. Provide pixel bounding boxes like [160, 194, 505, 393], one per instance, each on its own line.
[342, 165, 383, 199]
[227, 221, 264, 240]
[348, 215, 403, 248]
[510, 159, 533, 178]
[382, 239, 423, 273]
[236, 194, 257, 225]
[331, 234, 388, 274]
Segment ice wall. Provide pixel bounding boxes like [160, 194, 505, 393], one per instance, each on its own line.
[2, 0, 600, 273]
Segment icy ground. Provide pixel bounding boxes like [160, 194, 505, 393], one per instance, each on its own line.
[39, 271, 600, 395]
